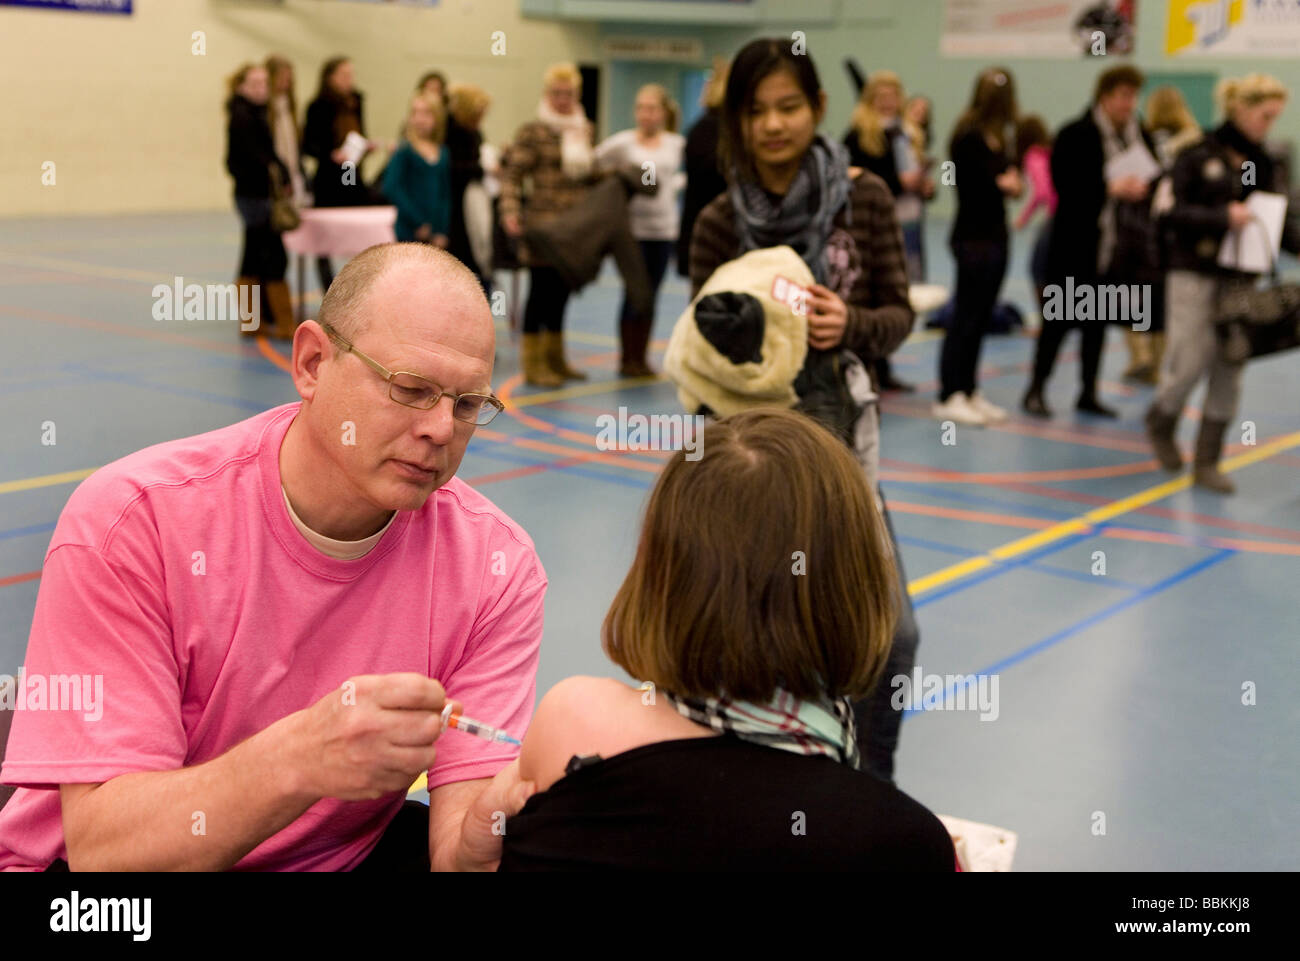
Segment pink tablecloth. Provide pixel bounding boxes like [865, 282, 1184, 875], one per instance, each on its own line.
[282, 206, 397, 258]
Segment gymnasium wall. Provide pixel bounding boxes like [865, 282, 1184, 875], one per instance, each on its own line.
[0, 0, 599, 217]
[7, 0, 1300, 218]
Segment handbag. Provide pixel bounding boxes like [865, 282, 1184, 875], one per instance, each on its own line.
[268, 163, 301, 233]
[1215, 216, 1300, 362]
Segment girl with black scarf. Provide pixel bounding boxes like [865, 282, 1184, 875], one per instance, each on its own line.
[688, 38, 918, 783]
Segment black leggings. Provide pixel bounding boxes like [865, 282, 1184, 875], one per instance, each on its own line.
[523, 266, 570, 335]
[939, 238, 1008, 401]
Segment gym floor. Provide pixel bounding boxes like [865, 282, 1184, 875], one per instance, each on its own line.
[1, 212, 1297, 870]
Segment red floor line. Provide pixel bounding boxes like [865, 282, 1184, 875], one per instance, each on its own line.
[0, 570, 41, 588]
[0, 303, 265, 359]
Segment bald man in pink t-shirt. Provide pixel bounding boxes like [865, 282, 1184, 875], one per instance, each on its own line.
[0, 244, 546, 871]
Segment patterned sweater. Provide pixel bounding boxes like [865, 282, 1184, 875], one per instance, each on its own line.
[688, 170, 914, 375]
[498, 119, 600, 267]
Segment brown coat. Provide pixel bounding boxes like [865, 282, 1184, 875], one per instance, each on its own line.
[498, 119, 599, 267]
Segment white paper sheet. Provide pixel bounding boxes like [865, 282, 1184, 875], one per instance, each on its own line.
[1105, 142, 1162, 184]
[1218, 191, 1288, 273]
[937, 814, 1018, 872]
[339, 131, 369, 167]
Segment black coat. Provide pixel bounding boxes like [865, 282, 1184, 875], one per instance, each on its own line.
[302, 91, 371, 208]
[1045, 106, 1156, 286]
[1161, 120, 1300, 275]
[225, 95, 288, 200]
[445, 115, 485, 275]
[842, 127, 905, 198]
[677, 109, 727, 277]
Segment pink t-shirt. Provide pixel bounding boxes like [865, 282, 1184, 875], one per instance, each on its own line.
[0, 403, 546, 871]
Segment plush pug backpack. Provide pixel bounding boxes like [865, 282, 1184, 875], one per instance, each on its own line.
[664, 245, 880, 487]
[664, 245, 812, 417]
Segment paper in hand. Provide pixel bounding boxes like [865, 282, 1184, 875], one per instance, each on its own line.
[1104, 142, 1162, 184]
[1218, 191, 1288, 274]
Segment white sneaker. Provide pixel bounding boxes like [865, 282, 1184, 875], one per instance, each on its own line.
[968, 391, 1009, 423]
[931, 392, 987, 426]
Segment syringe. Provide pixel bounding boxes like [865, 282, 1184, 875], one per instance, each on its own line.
[440, 702, 522, 746]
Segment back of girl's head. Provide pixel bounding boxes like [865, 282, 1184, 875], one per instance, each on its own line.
[1015, 114, 1050, 162]
[952, 66, 1017, 151]
[602, 408, 898, 703]
[447, 83, 490, 127]
[1145, 86, 1197, 135]
[719, 37, 823, 180]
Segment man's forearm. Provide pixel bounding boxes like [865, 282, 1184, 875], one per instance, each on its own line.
[62, 711, 319, 871]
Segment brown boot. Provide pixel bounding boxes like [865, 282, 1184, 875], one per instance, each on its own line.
[618, 311, 655, 378]
[1122, 328, 1153, 381]
[1145, 404, 1183, 471]
[542, 329, 587, 381]
[263, 281, 296, 340]
[235, 276, 261, 336]
[1147, 332, 1167, 384]
[1193, 418, 1235, 494]
[521, 333, 563, 388]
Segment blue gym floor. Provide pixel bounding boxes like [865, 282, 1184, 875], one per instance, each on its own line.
[1, 212, 1297, 870]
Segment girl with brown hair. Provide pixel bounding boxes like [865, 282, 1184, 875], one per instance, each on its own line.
[499, 409, 954, 871]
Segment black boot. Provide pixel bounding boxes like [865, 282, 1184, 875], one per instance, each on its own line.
[1021, 382, 1051, 418]
[1076, 392, 1118, 418]
[1193, 418, 1235, 494]
[1144, 404, 1183, 471]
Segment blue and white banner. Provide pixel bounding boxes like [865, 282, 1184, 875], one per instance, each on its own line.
[0, 0, 132, 13]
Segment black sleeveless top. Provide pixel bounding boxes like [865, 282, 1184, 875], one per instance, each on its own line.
[498, 734, 955, 871]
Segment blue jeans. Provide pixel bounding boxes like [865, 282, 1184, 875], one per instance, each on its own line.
[853, 494, 919, 783]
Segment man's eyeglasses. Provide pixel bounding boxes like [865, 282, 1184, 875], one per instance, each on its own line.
[320, 322, 504, 426]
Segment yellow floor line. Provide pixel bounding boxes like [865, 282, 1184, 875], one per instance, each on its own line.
[0, 467, 99, 496]
[907, 430, 1300, 596]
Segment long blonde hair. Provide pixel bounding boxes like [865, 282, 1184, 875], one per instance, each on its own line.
[265, 55, 297, 135]
[704, 56, 730, 111]
[850, 70, 920, 157]
[1146, 86, 1197, 136]
[403, 93, 446, 145]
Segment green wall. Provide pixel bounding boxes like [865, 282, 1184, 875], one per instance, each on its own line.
[525, 1, 1300, 217]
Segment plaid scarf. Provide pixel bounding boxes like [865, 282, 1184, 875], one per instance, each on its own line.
[665, 687, 861, 770]
[729, 135, 852, 285]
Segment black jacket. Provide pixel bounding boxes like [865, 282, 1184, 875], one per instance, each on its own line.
[676, 109, 727, 277]
[1160, 120, 1300, 275]
[225, 95, 288, 200]
[445, 115, 485, 274]
[842, 126, 905, 198]
[949, 127, 1012, 245]
[1045, 105, 1157, 285]
[302, 91, 370, 207]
